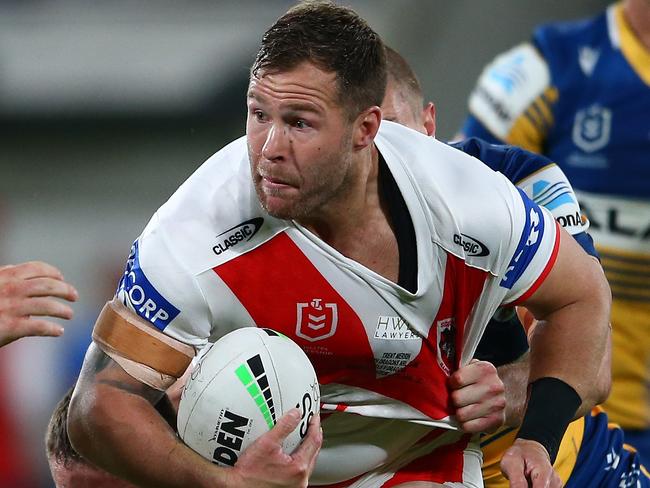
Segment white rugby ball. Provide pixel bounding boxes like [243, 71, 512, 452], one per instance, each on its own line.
[177, 327, 320, 467]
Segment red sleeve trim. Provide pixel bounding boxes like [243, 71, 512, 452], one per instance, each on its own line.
[510, 221, 561, 306]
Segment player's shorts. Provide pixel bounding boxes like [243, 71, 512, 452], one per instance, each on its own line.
[565, 407, 650, 488]
[309, 413, 482, 487]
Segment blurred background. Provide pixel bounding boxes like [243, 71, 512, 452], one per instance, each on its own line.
[0, 0, 609, 485]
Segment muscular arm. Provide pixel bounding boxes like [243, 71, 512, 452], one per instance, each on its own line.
[519, 228, 611, 409]
[497, 336, 610, 428]
[68, 343, 229, 488]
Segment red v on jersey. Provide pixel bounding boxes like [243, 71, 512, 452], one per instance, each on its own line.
[214, 232, 489, 422]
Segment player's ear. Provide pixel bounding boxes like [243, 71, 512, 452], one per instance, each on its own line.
[352, 106, 381, 150]
[422, 102, 436, 137]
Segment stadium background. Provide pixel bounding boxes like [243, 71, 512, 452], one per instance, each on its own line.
[0, 1, 608, 485]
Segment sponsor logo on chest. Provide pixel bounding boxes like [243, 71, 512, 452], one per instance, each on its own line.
[373, 316, 420, 341]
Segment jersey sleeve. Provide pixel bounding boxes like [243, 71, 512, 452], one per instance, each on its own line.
[451, 138, 590, 237]
[461, 42, 556, 153]
[498, 186, 561, 306]
[115, 212, 211, 348]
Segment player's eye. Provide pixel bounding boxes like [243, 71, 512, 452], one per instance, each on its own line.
[253, 110, 267, 122]
[294, 119, 309, 129]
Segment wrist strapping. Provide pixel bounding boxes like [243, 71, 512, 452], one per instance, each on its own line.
[516, 377, 581, 464]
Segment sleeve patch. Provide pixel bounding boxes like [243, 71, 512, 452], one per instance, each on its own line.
[516, 164, 589, 235]
[500, 189, 546, 289]
[468, 43, 551, 139]
[117, 240, 181, 330]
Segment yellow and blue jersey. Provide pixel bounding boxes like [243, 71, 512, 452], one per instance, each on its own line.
[481, 408, 650, 488]
[462, 2, 650, 451]
[457, 137, 606, 486]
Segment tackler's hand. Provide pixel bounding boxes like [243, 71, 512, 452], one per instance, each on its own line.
[0, 261, 78, 348]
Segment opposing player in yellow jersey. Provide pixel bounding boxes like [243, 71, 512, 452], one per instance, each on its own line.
[461, 0, 650, 462]
[382, 45, 649, 487]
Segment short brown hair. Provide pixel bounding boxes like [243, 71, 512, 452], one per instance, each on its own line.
[46, 385, 179, 467]
[384, 46, 424, 110]
[46, 386, 81, 467]
[252, 1, 387, 118]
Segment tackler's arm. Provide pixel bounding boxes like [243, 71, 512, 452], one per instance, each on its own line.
[67, 299, 230, 488]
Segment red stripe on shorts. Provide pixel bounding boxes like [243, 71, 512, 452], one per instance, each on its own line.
[381, 433, 471, 486]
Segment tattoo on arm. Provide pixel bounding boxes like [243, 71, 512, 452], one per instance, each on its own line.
[85, 346, 164, 404]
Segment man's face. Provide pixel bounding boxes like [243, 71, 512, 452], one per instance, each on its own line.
[381, 79, 424, 133]
[50, 460, 139, 488]
[246, 61, 357, 220]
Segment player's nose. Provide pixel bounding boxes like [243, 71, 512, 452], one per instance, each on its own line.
[261, 124, 289, 162]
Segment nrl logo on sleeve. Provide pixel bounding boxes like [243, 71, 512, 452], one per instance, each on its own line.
[213, 218, 264, 255]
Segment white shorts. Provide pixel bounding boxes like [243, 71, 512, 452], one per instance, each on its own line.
[309, 412, 483, 487]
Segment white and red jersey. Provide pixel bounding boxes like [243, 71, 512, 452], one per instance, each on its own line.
[116, 121, 558, 480]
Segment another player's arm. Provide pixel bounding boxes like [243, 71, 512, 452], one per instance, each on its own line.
[522, 227, 610, 404]
[68, 303, 322, 488]
[68, 343, 228, 488]
[496, 336, 610, 428]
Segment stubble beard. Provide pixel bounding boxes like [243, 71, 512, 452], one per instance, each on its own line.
[249, 142, 354, 222]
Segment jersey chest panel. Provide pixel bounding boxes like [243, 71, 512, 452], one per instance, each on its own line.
[211, 231, 489, 422]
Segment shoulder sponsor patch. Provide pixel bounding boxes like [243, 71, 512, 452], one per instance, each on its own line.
[469, 43, 550, 139]
[117, 240, 180, 330]
[500, 189, 546, 289]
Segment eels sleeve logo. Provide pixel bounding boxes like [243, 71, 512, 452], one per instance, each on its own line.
[117, 240, 180, 330]
[500, 189, 546, 289]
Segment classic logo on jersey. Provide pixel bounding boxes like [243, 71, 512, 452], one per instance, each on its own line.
[295, 298, 338, 342]
[572, 104, 611, 153]
[501, 189, 546, 289]
[213, 218, 264, 255]
[374, 316, 420, 341]
[436, 318, 456, 376]
[117, 241, 180, 330]
[453, 233, 490, 257]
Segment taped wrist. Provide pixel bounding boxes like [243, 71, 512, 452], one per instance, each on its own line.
[516, 377, 581, 464]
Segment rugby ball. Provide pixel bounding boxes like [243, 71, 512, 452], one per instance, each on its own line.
[177, 327, 320, 467]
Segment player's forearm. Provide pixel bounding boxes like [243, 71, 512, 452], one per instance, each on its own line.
[496, 353, 530, 427]
[527, 281, 611, 403]
[68, 346, 230, 488]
